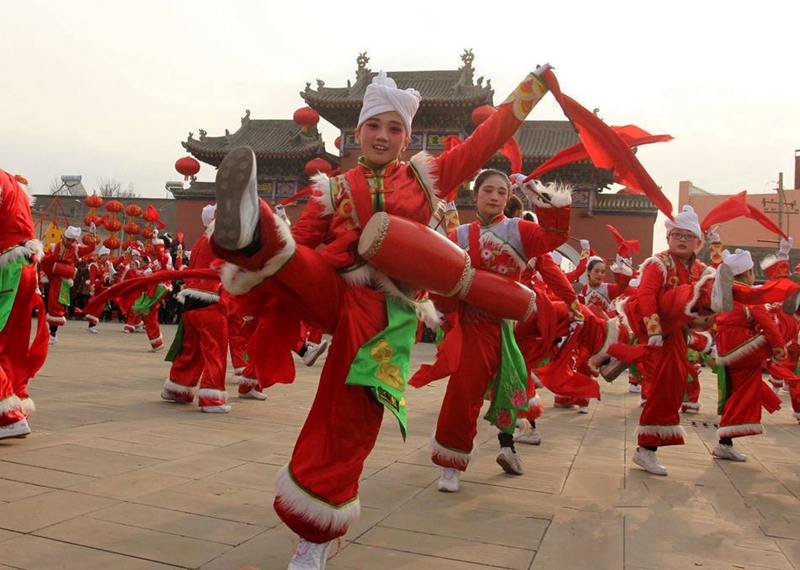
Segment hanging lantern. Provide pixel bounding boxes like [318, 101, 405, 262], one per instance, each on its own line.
[83, 213, 102, 228]
[102, 200, 124, 255]
[123, 221, 141, 236]
[125, 204, 142, 217]
[84, 194, 104, 209]
[140, 227, 156, 240]
[175, 156, 200, 181]
[103, 218, 123, 233]
[293, 107, 320, 132]
[471, 105, 496, 126]
[103, 237, 120, 251]
[82, 233, 100, 246]
[305, 157, 332, 177]
[122, 204, 143, 250]
[83, 193, 104, 241]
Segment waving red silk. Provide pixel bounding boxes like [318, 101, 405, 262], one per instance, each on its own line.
[700, 191, 787, 239]
[606, 224, 640, 257]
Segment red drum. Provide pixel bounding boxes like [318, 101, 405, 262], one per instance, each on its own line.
[459, 269, 537, 321]
[52, 261, 77, 280]
[358, 212, 471, 296]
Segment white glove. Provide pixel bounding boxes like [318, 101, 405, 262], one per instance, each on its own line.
[613, 254, 633, 276]
[705, 228, 720, 243]
[534, 63, 553, 76]
[780, 237, 793, 255]
[580, 239, 590, 251]
[648, 334, 663, 347]
[510, 173, 527, 191]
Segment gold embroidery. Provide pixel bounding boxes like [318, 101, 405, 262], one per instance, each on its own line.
[371, 339, 405, 391]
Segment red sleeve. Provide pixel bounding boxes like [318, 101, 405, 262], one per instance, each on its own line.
[637, 259, 663, 323]
[292, 198, 333, 249]
[536, 254, 578, 304]
[518, 219, 571, 260]
[564, 257, 587, 283]
[749, 304, 787, 348]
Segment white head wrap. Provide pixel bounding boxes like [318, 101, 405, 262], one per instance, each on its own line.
[202, 204, 217, 227]
[665, 205, 702, 240]
[96, 246, 111, 256]
[357, 71, 421, 136]
[722, 248, 753, 275]
[64, 226, 81, 240]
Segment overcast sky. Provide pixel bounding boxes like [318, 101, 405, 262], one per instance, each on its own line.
[4, 1, 799, 234]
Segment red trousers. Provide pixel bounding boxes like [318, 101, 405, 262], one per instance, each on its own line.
[166, 304, 228, 406]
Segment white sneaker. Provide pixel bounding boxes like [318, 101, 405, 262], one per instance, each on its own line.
[632, 447, 668, 475]
[302, 339, 329, 366]
[148, 344, 165, 353]
[49, 335, 57, 344]
[577, 406, 589, 414]
[437, 467, 461, 492]
[87, 327, 99, 334]
[681, 403, 699, 414]
[496, 447, 525, 475]
[134, 324, 146, 333]
[628, 383, 642, 393]
[710, 263, 734, 313]
[160, 390, 189, 404]
[288, 537, 335, 569]
[214, 146, 260, 250]
[201, 405, 231, 413]
[238, 388, 268, 400]
[0, 419, 31, 440]
[513, 429, 542, 445]
[712, 443, 747, 462]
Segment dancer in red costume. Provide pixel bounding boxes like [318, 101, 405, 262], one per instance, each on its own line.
[209, 65, 555, 569]
[428, 169, 572, 491]
[0, 170, 47, 439]
[714, 248, 789, 460]
[41, 225, 95, 343]
[161, 211, 230, 413]
[84, 245, 115, 333]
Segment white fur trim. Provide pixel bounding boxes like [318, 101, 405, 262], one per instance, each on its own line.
[760, 253, 783, 271]
[528, 395, 544, 413]
[430, 435, 475, 469]
[0, 395, 23, 415]
[716, 423, 763, 439]
[177, 288, 220, 304]
[237, 375, 259, 389]
[310, 173, 334, 216]
[681, 401, 701, 410]
[634, 424, 686, 440]
[0, 240, 44, 267]
[46, 314, 66, 326]
[196, 388, 228, 402]
[793, 411, 800, 420]
[685, 270, 715, 318]
[149, 335, 164, 347]
[523, 180, 574, 208]
[274, 464, 361, 533]
[589, 318, 620, 369]
[19, 398, 35, 415]
[85, 314, 99, 325]
[219, 217, 297, 295]
[715, 334, 768, 366]
[163, 378, 197, 397]
[410, 152, 439, 197]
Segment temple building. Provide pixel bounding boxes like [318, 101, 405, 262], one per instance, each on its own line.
[171, 51, 659, 269]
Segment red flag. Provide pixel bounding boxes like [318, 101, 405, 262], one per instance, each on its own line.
[539, 69, 674, 221]
[500, 136, 522, 174]
[605, 224, 640, 257]
[700, 191, 787, 239]
[530, 125, 673, 179]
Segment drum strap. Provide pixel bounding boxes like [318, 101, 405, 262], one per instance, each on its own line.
[468, 222, 482, 268]
[348, 167, 385, 229]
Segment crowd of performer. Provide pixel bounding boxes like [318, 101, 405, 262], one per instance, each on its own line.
[2, 63, 800, 570]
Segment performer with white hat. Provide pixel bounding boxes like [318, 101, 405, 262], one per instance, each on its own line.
[209, 62, 555, 569]
[40, 224, 96, 343]
[84, 245, 115, 333]
[0, 170, 47, 439]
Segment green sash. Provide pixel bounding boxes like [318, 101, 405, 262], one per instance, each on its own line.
[346, 297, 417, 441]
[132, 285, 167, 315]
[164, 318, 185, 362]
[58, 279, 71, 306]
[483, 320, 529, 434]
[708, 354, 729, 415]
[0, 257, 26, 330]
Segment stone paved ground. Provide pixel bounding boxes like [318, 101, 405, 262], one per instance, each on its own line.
[0, 320, 798, 569]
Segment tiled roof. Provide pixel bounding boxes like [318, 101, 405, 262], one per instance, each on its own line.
[595, 193, 658, 214]
[183, 116, 325, 159]
[301, 69, 494, 108]
[514, 121, 581, 160]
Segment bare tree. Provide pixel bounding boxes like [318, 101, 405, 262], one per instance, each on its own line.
[96, 178, 139, 198]
[48, 176, 62, 194]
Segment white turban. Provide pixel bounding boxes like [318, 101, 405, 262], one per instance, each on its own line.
[64, 226, 81, 240]
[722, 248, 753, 275]
[96, 246, 111, 256]
[202, 204, 217, 227]
[357, 71, 421, 136]
[665, 205, 702, 240]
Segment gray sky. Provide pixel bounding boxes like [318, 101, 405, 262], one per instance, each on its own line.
[4, 0, 799, 228]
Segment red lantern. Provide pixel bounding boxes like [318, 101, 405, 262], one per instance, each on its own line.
[104, 218, 123, 233]
[125, 204, 142, 217]
[123, 222, 141, 236]
[82, 233, 100, 246]
[105, 200, 124, 214]
[305, 158, 332, 177]
[83, 214, 102, 228]
[294, 107, 320, 132]
[175, 156, 200, 180]
[471, 105, 496, 126]
[103, 237, 120, 251]
[141, 227, 156, 240]
[84, 194, 104, 209]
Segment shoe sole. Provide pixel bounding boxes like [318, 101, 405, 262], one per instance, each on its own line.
[303, 340, 329, 367]
[215, 146, 256, 250]
[496, 454, 524, 475]
[632, 454, 668, 475]
[513, 436, 542, 445]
